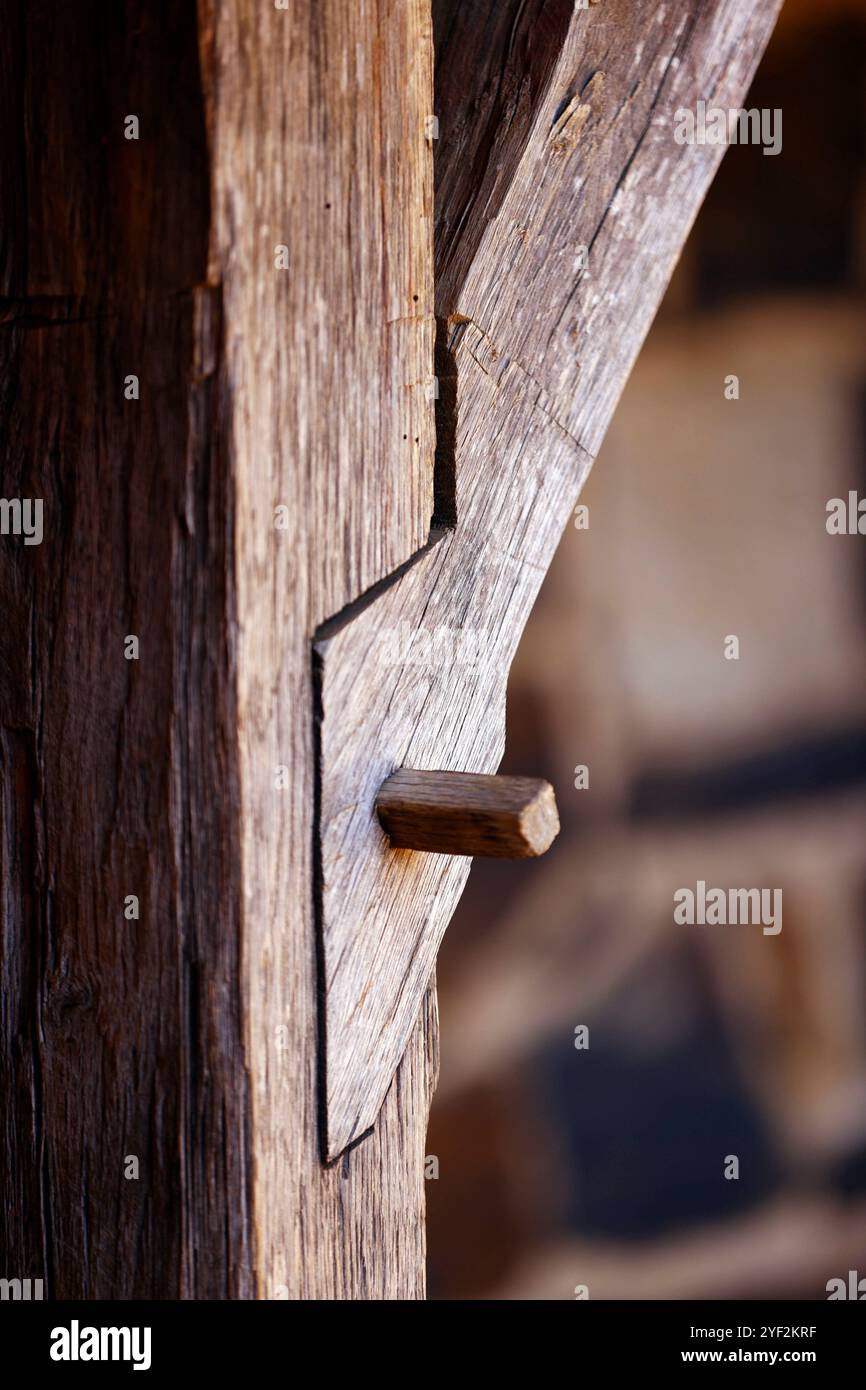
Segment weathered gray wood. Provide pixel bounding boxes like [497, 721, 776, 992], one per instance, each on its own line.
[319, 0, 784, 1163]
[202, 0, 438, 1296]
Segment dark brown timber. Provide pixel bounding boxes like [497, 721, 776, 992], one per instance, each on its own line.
[376, 770, 560, 857]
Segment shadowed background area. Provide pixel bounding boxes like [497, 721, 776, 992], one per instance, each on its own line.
[428, 0, 866, 1300]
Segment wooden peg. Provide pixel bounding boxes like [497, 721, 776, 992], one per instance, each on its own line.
[375, 768, 560, 858]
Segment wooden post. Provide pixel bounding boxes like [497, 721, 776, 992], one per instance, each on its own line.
[0, 0, 782, 1299]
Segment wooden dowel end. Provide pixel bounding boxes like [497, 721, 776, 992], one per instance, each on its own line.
[375, 769, 560, 858]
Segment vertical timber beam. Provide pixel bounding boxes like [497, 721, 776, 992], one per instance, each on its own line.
[0, 1, 252, 1299]
[201, 0, 438, 1298]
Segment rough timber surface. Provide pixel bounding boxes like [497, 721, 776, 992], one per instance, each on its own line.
[318, 0, 784, 1163]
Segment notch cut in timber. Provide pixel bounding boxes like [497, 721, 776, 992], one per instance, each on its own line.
[314, 0, 785, 1167]
[376, 769, 559, 858]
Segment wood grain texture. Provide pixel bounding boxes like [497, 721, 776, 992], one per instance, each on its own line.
[202, 0, 438, 1296]
[1, 0, 437, 1300]
[318, 0, 784, 1162]
[0, 2, 251, 1297]
[376, 769, 560, 856]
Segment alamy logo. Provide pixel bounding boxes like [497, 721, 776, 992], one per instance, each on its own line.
[674, 880, 782, 935]
[0, 1277, 43, 1300]
[827, 1270, 866, 1299]
[826, 492, 866, 535]
[50, 1320, 152, 1372]
[0, 497, 43, 545]
[673, 101, 782, 157]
